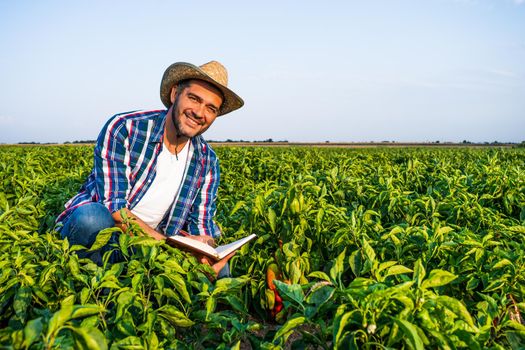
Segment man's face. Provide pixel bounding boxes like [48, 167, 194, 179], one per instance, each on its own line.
[169, 80, 223, 138]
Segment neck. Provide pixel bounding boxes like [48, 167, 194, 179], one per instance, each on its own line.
[164, 107, 190, 154]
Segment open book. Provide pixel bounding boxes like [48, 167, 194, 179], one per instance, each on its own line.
[166, 233, 257, 261]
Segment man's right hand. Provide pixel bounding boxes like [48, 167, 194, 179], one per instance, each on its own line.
[112, 208, 166, 240]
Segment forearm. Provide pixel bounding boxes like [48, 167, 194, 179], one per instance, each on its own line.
[112, 208, 166, 241]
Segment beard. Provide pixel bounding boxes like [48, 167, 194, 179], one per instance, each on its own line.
[171, 105, 209, 139]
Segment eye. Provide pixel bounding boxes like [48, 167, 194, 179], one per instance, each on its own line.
[207, 106, 219, 115]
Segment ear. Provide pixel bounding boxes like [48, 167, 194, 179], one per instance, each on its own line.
[170, 86, 177, 104]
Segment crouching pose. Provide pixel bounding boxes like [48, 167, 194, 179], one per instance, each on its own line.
[56, 60, 244, 277]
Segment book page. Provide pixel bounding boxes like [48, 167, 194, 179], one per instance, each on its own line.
[215, 234, 257, 259]
[167, 235, 219, 259]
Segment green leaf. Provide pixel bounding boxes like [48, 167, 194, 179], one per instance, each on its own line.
[454, 329, 481, 350]
[333, 307, 356, 348]
[119, 233, 130, 256]
[165, 273, 191, 303]
[330, 248, 346, 281]
[289, 259, 303, 284]
[158, 305, 194, 327]
[436, 226, 454, 236]
[112, 335, 143, 349]
[61, 294, 75, 308]
[394, 295, 415, 311]
[13, 286, 32, 323]
[99, 280, 121, 290]
[316, 208, 325, 229]
[230, 201, 245, 216]
[466, 277, 479, 290]
[213, 276, 248, 295]
[116, 318, 137, 337]
[482, 279, 505, 293]
[70, 326, 108, 350]
[206, 297, 217, 319]
[273, 280, 305, 310]
[306, 284, 335, 305]
[80, 315, 99, 328]
[305, 284, 335, 318]
[362, 239, 376, 263]
[492, 258, 512, 270]
[436, 295, 477, 329]
[46, 306, 73, 339]
[68, 258, 89, 285]
[163, 259, 187, 275]
[308, 271, 331, 281]
[224, 295, 248, 314]
[129, 236, 163, 247]
[268, 208, 277, 233]
[131, 274, 143, 291]
[507, 320, 525, 332]
[71, 304, 104, 319]
[421, 269, 457, 289]
[265, 288, 275, 310]
[148, 331, 159, 350]
[377, 261, 398, 274]
[273, 316, 306, 344]
[348, 249, 362, 277]
[88, 227, 120, 251]
[413, 259, 426, 288]
[116, 291, 135, 320]
[231, 340, 241, 350]
[22, 317, 43, 348]
[67, 255, 81, 275]
[385, 265, 413, 278]
[393, 318, 425, 350]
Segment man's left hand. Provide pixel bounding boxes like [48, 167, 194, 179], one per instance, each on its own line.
[198, 251, 235, 278]
[186, 235, 234, 278]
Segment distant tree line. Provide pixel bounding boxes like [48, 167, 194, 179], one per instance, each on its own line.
[12, 140, 525, 146]
[207, 139, 289, 143]
[64, 140, 97, 144]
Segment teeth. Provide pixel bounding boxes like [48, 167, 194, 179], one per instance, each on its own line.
[187, 117, 198, 127]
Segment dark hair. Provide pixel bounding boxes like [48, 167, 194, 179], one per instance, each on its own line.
[175, 79, 192, 93]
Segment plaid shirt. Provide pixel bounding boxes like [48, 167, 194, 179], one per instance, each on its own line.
[56, 109, 221, 237]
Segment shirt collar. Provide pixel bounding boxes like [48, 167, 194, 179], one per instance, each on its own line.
[150, 110, 168, 143]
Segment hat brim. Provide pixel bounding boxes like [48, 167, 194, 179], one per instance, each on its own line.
[160, 62, 244, 116]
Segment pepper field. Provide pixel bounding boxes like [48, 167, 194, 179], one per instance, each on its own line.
[0, 145, 524, 349]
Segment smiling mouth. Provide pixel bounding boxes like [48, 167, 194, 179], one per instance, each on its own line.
[185, 113, 203, 128]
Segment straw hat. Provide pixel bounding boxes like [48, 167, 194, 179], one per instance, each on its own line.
[160, 61, 244, 116]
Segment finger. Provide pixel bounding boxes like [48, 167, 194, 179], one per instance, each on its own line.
[199, 255, 213, 266]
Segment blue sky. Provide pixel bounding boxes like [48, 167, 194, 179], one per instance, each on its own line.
[1, 0, 524, 143]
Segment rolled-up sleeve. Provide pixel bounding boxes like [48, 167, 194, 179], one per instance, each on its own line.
[93, 116, 131, 213]
[186, 158, 221, 238]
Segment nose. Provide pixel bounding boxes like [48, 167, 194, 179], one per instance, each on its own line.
[192, 104, 206, 120]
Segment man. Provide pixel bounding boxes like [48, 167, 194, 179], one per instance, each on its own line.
[56, 61, 244, 277]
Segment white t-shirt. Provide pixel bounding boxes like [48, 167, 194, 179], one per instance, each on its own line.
[131, 141, 191, 229]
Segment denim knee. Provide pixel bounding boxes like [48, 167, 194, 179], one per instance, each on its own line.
[61, 202, 115, 248]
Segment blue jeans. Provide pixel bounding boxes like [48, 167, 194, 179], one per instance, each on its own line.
[60, 202, 231, 277]
[60, 202, 120, 265]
